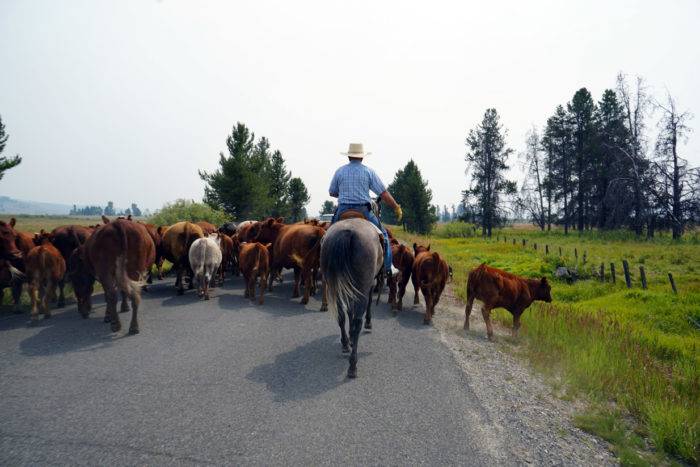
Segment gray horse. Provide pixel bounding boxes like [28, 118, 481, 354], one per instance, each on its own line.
[320, 218, 384, 379]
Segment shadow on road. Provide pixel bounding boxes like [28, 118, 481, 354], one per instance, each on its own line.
[17, 304, 119, 356]
[246, 334, 367, 401]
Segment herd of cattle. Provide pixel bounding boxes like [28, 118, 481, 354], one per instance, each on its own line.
[0, 215, 553, 343]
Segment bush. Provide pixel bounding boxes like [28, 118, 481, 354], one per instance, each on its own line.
[434, 222, 480, 238]
[148, 199, 230, 226]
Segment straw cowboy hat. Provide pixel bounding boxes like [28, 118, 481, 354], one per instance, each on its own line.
[341, 143, 371, 157]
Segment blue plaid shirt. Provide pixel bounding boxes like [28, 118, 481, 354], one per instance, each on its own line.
[329, 160, 387, 204]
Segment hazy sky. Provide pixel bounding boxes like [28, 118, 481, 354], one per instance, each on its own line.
[1, 0, 699, 213]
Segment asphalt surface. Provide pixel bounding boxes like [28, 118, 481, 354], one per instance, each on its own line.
[0, 273, 501, 466]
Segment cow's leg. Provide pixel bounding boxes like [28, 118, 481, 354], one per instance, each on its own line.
[243, 272, 251, 298]
[12, 280, 23, 314]
[388, 274, 397, 309]
[398, 273, 409, 311]
[128, 289, 141, 335]
[512, 310, 523, 337]
[300, 268, 311, 305]
[292, 267, 301, 298]
[338, 308, 349, 353]
[176, 265, 184, 295]
[44, 281, 56, 319]
[120, 291, 130, 313]
[482, 306, 494, 341]
[29, 281, 39, 324]
[146, 265, 153, 284]
[187, 267, 194, 290]
[257, 272, 266, 305]
[423, 288, 433, 325]
[464, 296, 475, 330]
[104, 282, 121, 332]
[412, 273, 419, 305]
[157, 258, 165, 280]
[57, 276, 66, 308]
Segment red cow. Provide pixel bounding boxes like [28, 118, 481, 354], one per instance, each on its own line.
[412, 243, 449, 325]
[70, 219, 155, 334]
[253, 218, 324, 305]
[388, 243, 414, 312]
[0, 218, 36, 312]
[25, 236, 66, 323]
[465, 263, 552, 341]
[239, 242, 271, 304]
[196, 221, 217, 236]
[49, 225, 93, 307]
[217, 233, 234, 284]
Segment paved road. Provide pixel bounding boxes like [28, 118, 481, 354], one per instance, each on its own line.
[0, 273, 501, 466]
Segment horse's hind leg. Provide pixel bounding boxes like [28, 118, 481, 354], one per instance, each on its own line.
[120, 290, 130, 313]
[338, 309, 350, 353]
[347, 297, 368, 379]
[364, 286, 372, 330]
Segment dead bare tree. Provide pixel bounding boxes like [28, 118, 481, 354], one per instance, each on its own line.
[518, 126, 547, 230]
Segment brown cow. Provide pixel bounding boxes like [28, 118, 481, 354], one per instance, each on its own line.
[71, 219, 155, 333]
[196, 221, 217, 235]
[0, 218, 36, 312]
[25, 236, 66, 323]
[412, 243, 449, 325]
[465, 263, 552, 341]
[239, 242, 271, 304]
[49, 224, 93, 307]
[229, 233, 241, 276]
[217, 233, 234, 284]
[388, 243, 414, 312]
[254, 218, 324, 305]
[161, 221, 204, 295]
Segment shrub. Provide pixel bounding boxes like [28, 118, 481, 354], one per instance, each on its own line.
[148, 199, 230, 226]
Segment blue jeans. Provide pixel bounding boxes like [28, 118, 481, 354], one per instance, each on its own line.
[332, 203, 392, 272]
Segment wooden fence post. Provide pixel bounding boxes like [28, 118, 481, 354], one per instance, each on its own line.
[610, 263, 616, 283]
[639, 266, 647, 290]
[512, 238, 516, 245]
[599, 263, 605, 282]
[558, 246, 562, 256]
[668, 273, 677, 294]
[622, 260, 631, 288]
[522, 239, 526, 247]
[574, 248, 578, 261]
[534, 242, 537, 251]
[545, 244, 549, 255]
[583, 250, 587, 265]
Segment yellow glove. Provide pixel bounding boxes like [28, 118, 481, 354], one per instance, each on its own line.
[394, 205, 403, 223]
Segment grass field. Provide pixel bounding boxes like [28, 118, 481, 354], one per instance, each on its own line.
[2, 214, 103, 233]
[393, 222, 699, 464]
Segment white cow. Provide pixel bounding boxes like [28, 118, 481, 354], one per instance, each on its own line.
[188, 234, 223, 300]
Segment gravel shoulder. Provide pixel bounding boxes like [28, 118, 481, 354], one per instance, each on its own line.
[420, 282, 616, 465]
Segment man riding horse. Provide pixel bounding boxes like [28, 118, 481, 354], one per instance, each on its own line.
[329, 143, 402, 277]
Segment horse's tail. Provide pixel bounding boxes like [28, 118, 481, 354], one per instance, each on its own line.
[321, 229, 362, 321]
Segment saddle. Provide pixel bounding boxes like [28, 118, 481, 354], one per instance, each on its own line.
[338, 209, 368, 221]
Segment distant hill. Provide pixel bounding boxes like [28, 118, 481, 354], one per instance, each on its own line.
[0, 196, 74, 215]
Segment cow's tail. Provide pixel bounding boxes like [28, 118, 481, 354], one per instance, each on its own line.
[113, 221, 143, 298]
[250, 244, 262, 275]
[321, 229, 362, 321]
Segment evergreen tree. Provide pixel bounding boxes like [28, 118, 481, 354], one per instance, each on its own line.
[567, 88, 598, 231]
[320, 200, 336, 216]
[382, 159, 437, 234]
[0, 115, 22, 181]
[545, 105, 575, 234]
[104, 201, 115, 216]
[463, 108, 516, 237]
[287, 177, 310, 222]
[268, 150, 292, 218]
[130, 203, 142, 217]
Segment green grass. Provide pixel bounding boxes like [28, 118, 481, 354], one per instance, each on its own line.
[3, 214, 105, 233]
[393, 222, 700, 464]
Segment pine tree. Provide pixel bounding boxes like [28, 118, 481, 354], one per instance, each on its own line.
[288, 177, 310, 222]
[0, 115, 22, 181]
[383, 160, 437, 234]
[567, 88, 598, 231]
[104, 201, 115, 216]
[463, 108, 516, 237]
[268, 150, 292, 218]
[320, 200, 336, 216]
[545, 105, 575, 234]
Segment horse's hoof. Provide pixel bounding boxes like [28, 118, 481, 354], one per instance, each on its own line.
[120, 308, 130, 314]
[103, 315, 112, 323]
[342, 346, 350, 354]
[423, 319, 431, 325]
[347, 368, 357, 379]
[110, 322, 121, 333]
[204, 295, 210, 301]
[364, 322, 372, 330]
[300, 299, 308, 305]
[128, 328, 140, 335]
[319, 306, 328, 312]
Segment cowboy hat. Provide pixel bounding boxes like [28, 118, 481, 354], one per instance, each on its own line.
[341, 143, 371, 157]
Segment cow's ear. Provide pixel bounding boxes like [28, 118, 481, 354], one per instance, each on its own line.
[541, 277, 548, 285]
[127, 214, 132, 221]
[9, 218, 16, 227]
[265, 243, 272, 249]
[102, 215, 110, 224]
[413, 242, 417, 250]
[276, 217, 285, 223]
[427, 244, 431, 251]
[266, 218, 275, 226]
